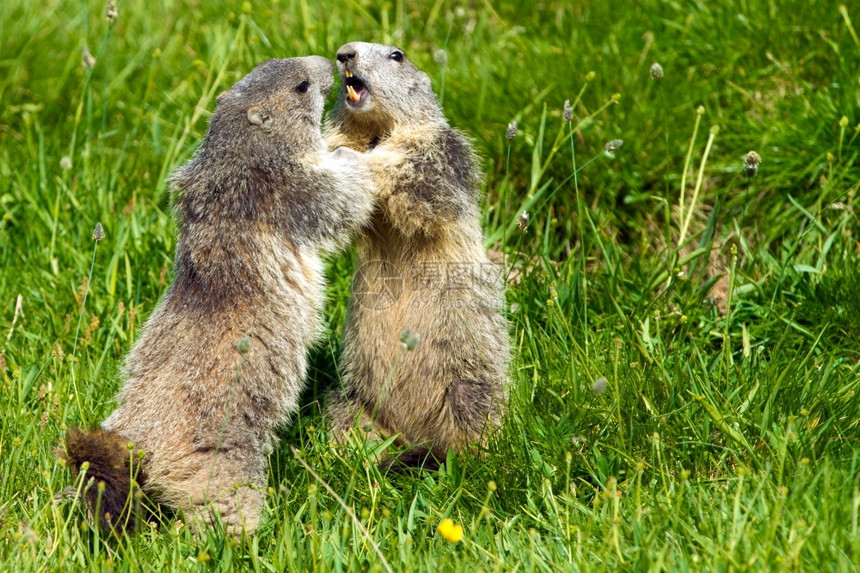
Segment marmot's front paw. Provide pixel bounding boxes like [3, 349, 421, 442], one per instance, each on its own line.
[367, 147, 409, 200]
[368, 146, 406, 168]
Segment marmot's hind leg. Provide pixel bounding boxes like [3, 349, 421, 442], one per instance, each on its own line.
[444, 375, 502, 450]
[164, 448, 265, 537]
[327, 389, 440, 469]
[327, 389, 383, 444]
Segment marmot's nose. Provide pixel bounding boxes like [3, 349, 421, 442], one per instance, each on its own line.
[336, 49, 356, 64]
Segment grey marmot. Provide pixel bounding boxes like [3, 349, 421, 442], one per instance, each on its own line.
[62, 56, 389, 535]
[324, 42, 511, 469]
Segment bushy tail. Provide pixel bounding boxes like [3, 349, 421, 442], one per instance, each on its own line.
[61, 427, 144, 534]
[381, 446, 444, 473]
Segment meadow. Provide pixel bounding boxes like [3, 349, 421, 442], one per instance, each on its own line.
[1, 0, 859, 570]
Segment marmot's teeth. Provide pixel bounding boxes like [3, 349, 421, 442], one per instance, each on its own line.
[346, 85, 360, 102]
[345, 70, 353, 78]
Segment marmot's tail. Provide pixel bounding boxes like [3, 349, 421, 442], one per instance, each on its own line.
[61, 427, 144, 533]
[381, 446, 444, 473]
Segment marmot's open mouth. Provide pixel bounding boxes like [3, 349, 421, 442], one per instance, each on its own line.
[344, 70, 369, 106]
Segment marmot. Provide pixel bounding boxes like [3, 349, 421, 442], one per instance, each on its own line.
[325, 42, 511, 468]
[62, 56, 388, 535]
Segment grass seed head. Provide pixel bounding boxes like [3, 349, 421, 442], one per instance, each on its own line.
[604, 139, 623, 158]
[105, 0, 118, 22]
[744, 150, 762, 177]
[650, 62, 664, 79]
[505, 120, 518, 140]
[563, 99, 573, 122]
[518, 211, 529, 230]
[92, 223, 104, 241]
[398, 328, 420, 351]
[82, 46, 95, 69]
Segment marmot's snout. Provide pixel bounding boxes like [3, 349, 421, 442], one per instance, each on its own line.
[337, 45, 370, 108]
[336, 47, 357, 63]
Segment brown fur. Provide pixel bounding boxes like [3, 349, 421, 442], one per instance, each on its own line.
[62, 56, 388, 535]
[324, 42, 511, 466]
[62, 428, 145, 532]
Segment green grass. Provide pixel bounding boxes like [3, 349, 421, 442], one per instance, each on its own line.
[2, 0, 859, 570]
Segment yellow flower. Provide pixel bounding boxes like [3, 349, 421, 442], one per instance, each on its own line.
[437, 518, 463, 543]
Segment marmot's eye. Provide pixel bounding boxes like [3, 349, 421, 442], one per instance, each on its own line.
[389, 51, 404, 62]
[295, 81, 310, 93]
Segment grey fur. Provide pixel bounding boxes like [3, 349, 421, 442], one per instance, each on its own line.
[64, 56, 386, 535]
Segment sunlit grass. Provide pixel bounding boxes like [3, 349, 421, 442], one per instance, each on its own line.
[1, 0, 858, 570]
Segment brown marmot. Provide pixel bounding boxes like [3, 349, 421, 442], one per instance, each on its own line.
[62, 56, 389, 535]
[324, 42, 511, 468]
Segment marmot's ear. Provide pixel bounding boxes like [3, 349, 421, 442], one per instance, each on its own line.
[248, 105, 273, 131]
[216, 90, 230, 105]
